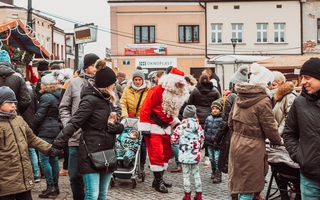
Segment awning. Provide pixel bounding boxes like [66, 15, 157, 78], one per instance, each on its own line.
[257, 54, 320, 69]
[0, 19, 50, 59]
[207, 54, 272, 64]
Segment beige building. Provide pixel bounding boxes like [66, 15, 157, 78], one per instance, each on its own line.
[108, 0, 206, 79]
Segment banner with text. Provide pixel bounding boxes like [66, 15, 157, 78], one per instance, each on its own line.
[125, 44, 167, 55]
[136, 57, 177, 68]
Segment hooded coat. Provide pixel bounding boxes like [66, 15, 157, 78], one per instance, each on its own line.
[0, 62, 31, 114]
[53, 80, 124, 174]
[188, 82, 221, 128]
[228, 83, 282, 194]
[0, 112, 51, 197]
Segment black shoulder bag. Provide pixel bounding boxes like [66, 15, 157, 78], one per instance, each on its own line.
[81, 134, 117, 172]
[135, 90, 145, 117]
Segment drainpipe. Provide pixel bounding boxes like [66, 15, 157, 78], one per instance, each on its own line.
[300, 0, 303, 55]
[199, 2, 210, 60]
[51, 21, 56, 61]
[27, 0, 32, 28]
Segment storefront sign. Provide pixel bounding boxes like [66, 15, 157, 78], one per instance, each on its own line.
[136, 57, 177, 68]
[125, 44, 167, 55]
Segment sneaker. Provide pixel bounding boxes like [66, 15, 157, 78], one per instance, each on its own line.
[203, 156, 210, 166]
[34, 176, 40, 183]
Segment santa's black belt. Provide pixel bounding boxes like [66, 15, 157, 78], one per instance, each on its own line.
[150, 112, 169, 129]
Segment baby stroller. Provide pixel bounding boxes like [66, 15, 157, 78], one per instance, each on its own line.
[110, 117, 145, 188]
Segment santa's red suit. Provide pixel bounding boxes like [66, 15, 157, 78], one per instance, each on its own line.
[139, 84, 180, 171]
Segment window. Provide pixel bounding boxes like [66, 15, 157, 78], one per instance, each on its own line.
[256, 23, 268, 43]
[234, 5, 240, 9]
[211, 24, 222, 43]
[318, 19, 320, 43]
[231, 24, 243, 43]
[274, 23, 285, 43]
[134, 26, 155, 43]
[179, 25, 199, 43]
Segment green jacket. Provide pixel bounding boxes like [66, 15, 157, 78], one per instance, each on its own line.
[0, 112, 51, 197]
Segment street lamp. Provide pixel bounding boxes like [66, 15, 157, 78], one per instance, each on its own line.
[231, 38, 238, 54]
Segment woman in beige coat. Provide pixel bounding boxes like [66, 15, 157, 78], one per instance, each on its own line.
[227, 64, 283, 200]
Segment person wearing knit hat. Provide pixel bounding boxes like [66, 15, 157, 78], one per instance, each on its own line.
[52, 58, 124, 200]
[37, 60, 49, 72]
[183, 105, 197, 118]
[0, 50, 11, 64]
[249, 63, 274, 86]
[116, 71, 128, 91]
[41, 74, 59, 85]
[83, 53, 100, 70]
[282, 58, 320, 199]
[138, 66, 189, 193]
[204, 97, 223, 184]
[171, 103, 204, 200]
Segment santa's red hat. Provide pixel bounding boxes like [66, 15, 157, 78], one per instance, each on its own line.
[168, 67, 185, 82]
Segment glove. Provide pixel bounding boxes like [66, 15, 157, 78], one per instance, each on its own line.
[141, 131, 151, 137]
[47, 147, 61, 157]
[213, 142, 219, 150]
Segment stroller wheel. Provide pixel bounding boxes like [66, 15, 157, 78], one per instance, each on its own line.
[110, 177, 115, 187]
[132, 179, 137, 188]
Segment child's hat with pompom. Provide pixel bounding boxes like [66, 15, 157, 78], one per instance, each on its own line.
[249, 63, 274, 86]
[94, 59, 116, 88]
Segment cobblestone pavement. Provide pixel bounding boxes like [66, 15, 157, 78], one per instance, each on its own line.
[31, 152, 287, 200]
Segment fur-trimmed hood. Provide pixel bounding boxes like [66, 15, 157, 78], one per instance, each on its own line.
[126, 79, 151, 91]
[273, 82, 296, 102]
[234, 82, 269, 109]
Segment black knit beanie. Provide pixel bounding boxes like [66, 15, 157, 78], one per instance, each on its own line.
[300, 57, 320, 80]
[94, 59, 116, 88]
[83, 53, 100, 69]
[0, 86, 17, 107]
[38, 60, 49, 72]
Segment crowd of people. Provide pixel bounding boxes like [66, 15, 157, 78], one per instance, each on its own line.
[1, 47, 320, 200]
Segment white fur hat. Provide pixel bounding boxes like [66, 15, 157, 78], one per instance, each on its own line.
[249, 63, 274, 86]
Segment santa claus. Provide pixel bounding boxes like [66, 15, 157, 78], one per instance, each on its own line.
[138, 67, 189, 193]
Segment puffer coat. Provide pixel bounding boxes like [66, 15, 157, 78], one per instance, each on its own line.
[0, 113, 51, 197]
[228, 83, 282, 194]
[120, 80, 150, 119]
[53, 79, 124, 174]
[188, 82, 221, 127]
[204, 113, 222, 146]
[272, 82, 297, 135]
[32, 89, 61, 139]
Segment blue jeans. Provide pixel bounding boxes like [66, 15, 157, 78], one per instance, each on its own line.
[171, 143, 181, 166]
[207, 146, 220, 172]
[238, 193, 253, 200]
[300, 173, 320, 199]
[28, 148, 39, 177]
[82, 173, 112, 200]
[68, 146, 84, 200]
[38, 138, 59, 185]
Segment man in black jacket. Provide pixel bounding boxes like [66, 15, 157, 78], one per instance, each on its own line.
[283, 57, 320, 200]
[0, 50, 30, 114]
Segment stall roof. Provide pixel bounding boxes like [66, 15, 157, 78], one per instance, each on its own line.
[257, 54, 320, 69]
[0, 19, 50, 59]
[207, 54, 271, 65]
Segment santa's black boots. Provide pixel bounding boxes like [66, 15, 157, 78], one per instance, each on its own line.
[153, 171, 168, 193]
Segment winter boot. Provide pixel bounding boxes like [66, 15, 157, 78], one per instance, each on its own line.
[212, 172, 222, 183]
[54, 183, 60, 195]
[39, 184, 57, 198]
[194, 192, 202, 200]
[211, 170, 216, 179]
[183, 192, 191, 200]
[153, 171, 168, 193]
[152, 171, 172, 188]
[231, 197, 238, 200]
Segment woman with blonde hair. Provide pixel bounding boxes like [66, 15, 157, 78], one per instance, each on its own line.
[52, 59, 124, 200]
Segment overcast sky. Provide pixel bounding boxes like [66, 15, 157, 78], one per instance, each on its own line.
[14, 0, 111, 59]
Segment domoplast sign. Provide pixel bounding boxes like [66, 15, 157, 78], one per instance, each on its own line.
[125, 44, 167, 55]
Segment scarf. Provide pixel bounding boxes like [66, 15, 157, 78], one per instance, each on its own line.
[132, 81, 146, 91]
[0, 110, 13, 117]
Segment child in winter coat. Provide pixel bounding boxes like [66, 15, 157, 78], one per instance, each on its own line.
[171, 105, 205, 200]
[204, 98, 223, 183]
[116, 129, 140, 167]
[0, 86, 60, 200]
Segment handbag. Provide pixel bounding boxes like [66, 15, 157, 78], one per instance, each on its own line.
[82, 134, 117, 172]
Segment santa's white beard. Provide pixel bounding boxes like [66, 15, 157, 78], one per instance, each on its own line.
[162, 87, 189, 118]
